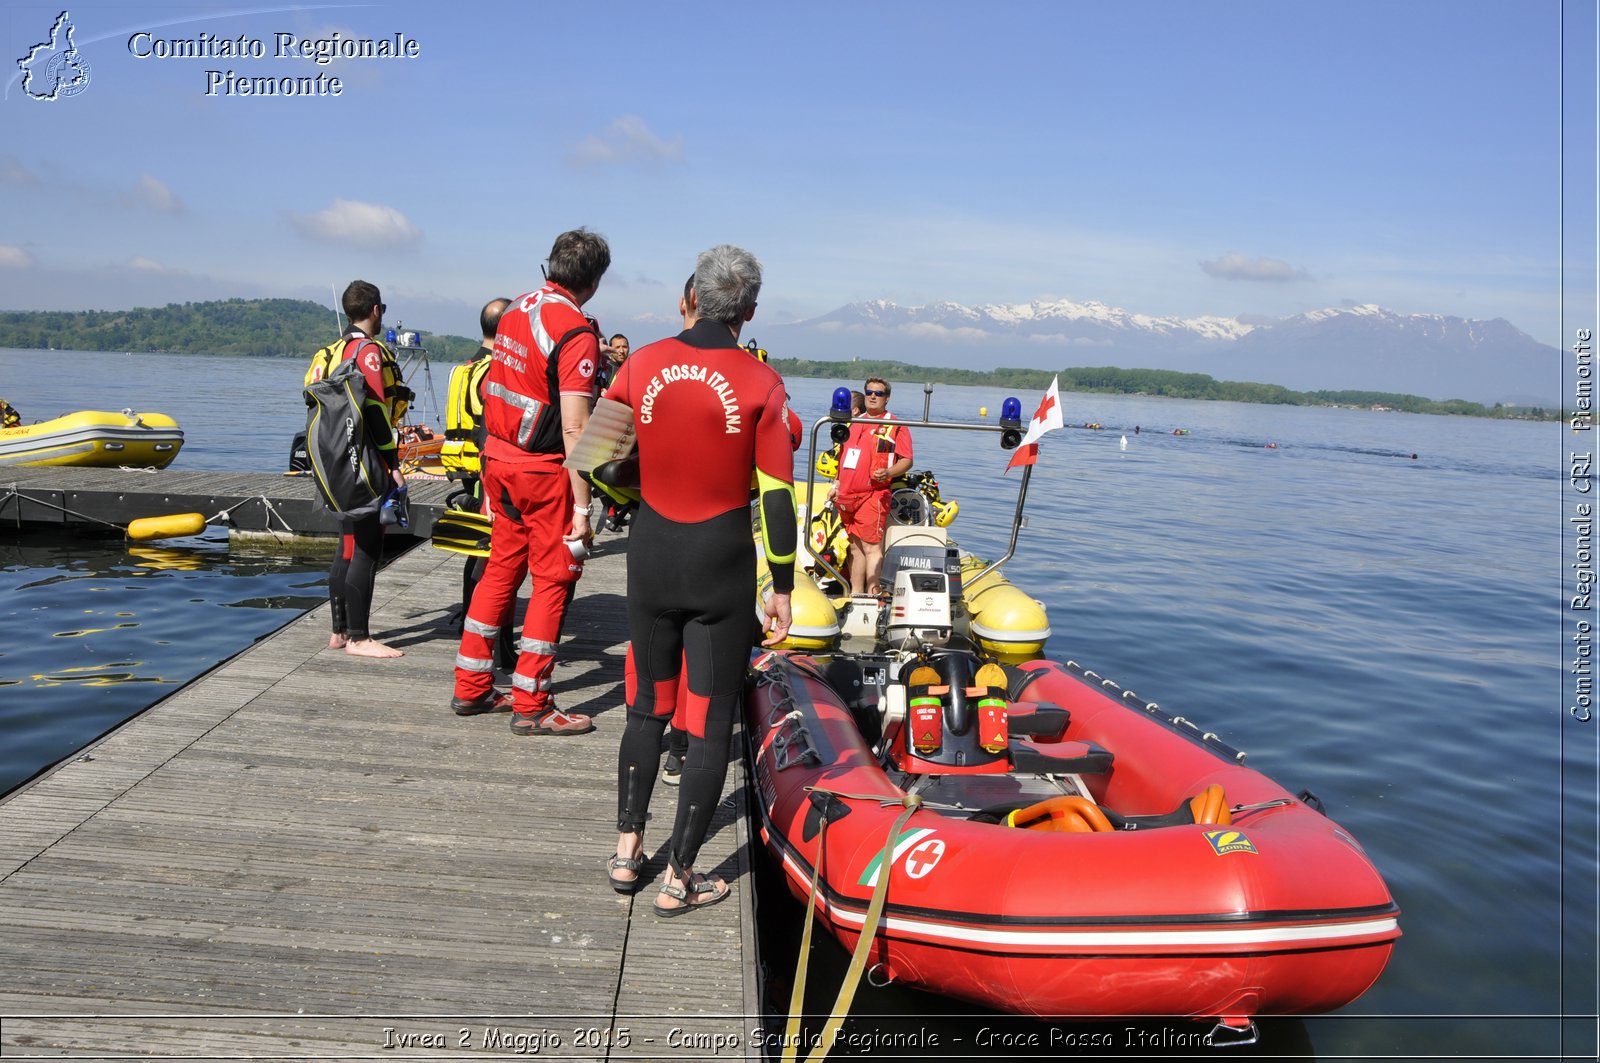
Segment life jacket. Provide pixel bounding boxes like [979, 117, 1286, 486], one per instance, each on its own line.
[305, 332, 409, 426]
[481, 287, 595, 454]
[808, 501, 848, 573]
[440, 354, 492, 475]
[302, 355, 392, 520]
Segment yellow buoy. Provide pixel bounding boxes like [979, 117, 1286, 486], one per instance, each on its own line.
[979, 406, 988, 418]
[126, 512, 206, 541]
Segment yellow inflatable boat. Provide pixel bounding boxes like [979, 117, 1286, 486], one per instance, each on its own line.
[0, 410, 184, 469]
[757, 545, 840, 651]
[959, 553, 1053, 663]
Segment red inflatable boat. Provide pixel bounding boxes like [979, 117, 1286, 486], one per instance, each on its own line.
[746, 648, 1400, 1029]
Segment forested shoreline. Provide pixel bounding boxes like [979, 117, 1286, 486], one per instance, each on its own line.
[0, 299, 1556, 420]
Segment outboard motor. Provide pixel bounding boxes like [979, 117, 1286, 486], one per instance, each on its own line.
[287, 430, 311, 473]
[886, 568, 952, 649]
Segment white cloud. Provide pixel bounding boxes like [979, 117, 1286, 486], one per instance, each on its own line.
[0, 156, 38, 186]
[1200, 252, 1309, 283]
[569, 115, 685, 168]
[126, 174, 183, 214]
[288, 198, 422, 251]
[0, 245, 33, 268]
[129, 256, 164, 272]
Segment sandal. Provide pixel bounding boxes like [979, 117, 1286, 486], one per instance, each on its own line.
[653, 873, 730, 918]
[607, 834, 646, 894]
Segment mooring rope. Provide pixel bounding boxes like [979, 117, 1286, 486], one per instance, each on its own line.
[782, 789, 923, 1063]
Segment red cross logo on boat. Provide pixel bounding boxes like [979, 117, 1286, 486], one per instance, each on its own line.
[903, 837, 945, 879]
[1032, 392, 1056, 423]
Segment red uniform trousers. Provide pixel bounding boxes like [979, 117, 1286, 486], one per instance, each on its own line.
[453, 456, 582, 714]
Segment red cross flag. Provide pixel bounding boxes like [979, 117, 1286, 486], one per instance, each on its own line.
[1006, 376, 1064, 471]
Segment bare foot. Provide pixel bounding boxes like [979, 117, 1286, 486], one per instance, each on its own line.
[328, 633, 348, 649]
[345, 638, 403, 659]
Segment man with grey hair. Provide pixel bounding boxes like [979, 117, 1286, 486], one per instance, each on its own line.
[605, 245, 796, 913]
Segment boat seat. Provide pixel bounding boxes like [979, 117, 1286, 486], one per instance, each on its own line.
[1005, 701, 1069, 740]
[1009, 738, 1114, 776]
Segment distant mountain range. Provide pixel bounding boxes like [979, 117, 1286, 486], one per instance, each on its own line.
[761, 299, 1559, 405]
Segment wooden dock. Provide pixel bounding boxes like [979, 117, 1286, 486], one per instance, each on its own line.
[0, 532, 768, 1059]
[0, 467, 462, 538]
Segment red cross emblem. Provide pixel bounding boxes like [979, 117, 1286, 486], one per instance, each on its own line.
[1031, 392, 1056, 424]
[903, 837, 945, 879]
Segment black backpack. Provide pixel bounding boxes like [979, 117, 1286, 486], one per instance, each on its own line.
[303, 355, 390, 520]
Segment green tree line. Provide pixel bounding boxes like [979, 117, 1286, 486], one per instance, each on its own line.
[0, 300, 1556, 419]
[767, 358, 1559, 421]
[0, 299, 479, 360]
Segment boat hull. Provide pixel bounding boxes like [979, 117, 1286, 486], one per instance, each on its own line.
[746, 652, 1398, 1021]
[0, 411, 184, 469]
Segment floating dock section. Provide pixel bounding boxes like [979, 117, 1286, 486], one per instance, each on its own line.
[0, 467, 460, 538]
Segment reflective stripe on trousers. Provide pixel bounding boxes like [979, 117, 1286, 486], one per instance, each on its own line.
[452, 456, 580, 712]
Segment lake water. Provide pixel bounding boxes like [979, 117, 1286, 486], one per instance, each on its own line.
[0, 349, 1591, 1060]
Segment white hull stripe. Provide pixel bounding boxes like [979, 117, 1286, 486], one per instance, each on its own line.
[970, 621, 1052, 643]
[779, 850, 1396, 951]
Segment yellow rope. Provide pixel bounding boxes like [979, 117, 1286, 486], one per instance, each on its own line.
[782, 791, 922, 1063]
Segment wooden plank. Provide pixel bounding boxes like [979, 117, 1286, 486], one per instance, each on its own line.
[0, 530, 764, 1058]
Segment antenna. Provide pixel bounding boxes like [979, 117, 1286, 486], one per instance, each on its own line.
[330, 283, 343, 331]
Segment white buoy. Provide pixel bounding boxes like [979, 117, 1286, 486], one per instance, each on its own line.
[1119, 435, 1128, 451]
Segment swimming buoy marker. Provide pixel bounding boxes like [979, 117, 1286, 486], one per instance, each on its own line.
[126, 512, 206, 541]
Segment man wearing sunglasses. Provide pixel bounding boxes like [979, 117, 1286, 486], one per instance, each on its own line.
[830, 377, 913, 595]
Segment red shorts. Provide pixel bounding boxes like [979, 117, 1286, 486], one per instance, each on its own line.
[837, 490, 889, 544]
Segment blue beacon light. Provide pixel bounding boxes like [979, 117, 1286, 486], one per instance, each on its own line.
[1000, 397, 1023, 449]
[829, 387, 853, 443]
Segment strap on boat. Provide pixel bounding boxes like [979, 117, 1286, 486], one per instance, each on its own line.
[783, 790, 923, 1063]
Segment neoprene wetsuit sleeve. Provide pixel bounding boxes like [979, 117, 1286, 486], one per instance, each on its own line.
[362, 400, 397, 467]
[755, 385, 798, 594]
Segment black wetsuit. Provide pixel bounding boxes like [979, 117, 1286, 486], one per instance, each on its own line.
[607, 319, 797, 875]
[326, 329, 399, 643]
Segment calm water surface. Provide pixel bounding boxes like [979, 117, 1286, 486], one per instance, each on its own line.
[0, 350, 1591, 1060]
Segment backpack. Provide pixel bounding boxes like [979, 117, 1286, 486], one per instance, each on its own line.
[303, 355, 391, 520]
[306, 334, 411, 424]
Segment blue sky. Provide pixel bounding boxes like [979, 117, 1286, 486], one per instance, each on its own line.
[1, 0, 1593, 347]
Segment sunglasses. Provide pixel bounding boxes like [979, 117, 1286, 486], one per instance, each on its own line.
[377, 303, 387, 314]
[864, 388, 888, 397]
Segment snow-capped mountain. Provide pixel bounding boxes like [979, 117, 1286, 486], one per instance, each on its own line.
[763, 298, 1558, 405]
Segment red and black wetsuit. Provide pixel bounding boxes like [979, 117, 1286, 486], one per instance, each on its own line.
[607, 318, 797, 875]
[328, 328, 400, 643]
